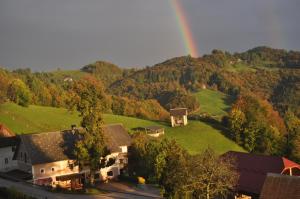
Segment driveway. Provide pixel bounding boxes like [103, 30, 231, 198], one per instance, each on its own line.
[97, 181, 161, 198]
[0, 177, 162, 199]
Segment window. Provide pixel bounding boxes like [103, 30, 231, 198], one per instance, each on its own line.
[119, 159, 124, 164]
[40, 169, 45, 174]
[12, 146, 15, 152]
[24, 153, 27, 163]
[51, 167, 55, 172]
[69, 163, 74, 170]
[20, 152, 23, 160]
[107, 171, 113, 177]
[4, 158, 8, 164]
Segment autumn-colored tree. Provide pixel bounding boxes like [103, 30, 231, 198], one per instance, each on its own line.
[157, 139, 190, 198]
[225, 94, 286, 155]
[186, 148, 238, 199]
[69, 75, 111, 113]
[285, 111, 300, 162]
[73, 75, 109, 185]
[0, 69, 10, 104]
[7, 79, 31, 107]
[74, 103, 108, 185]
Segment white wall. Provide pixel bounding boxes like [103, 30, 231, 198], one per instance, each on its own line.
[15, 142, 31, 172]
[183, 115, 188, 125]
[0, 146, 17, 172]
[32, 160, 79, 186]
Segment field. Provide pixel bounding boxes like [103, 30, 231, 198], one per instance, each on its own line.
[193, 89, 233, 118]
[49, 70, 86, 80]
[0, 103, 245, 155]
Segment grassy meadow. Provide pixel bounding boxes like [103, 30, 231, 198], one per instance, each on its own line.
[0, 103, 245, 155]
[193, 89, 234, 118]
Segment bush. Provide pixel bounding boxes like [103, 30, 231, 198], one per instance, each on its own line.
[0, 187, 36, 199]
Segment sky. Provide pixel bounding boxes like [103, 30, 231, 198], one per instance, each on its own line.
[0, 0, 300, 71]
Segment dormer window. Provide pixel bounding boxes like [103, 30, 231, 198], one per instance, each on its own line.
[40, 168, 45, 174]
[51, 167, 55, 172]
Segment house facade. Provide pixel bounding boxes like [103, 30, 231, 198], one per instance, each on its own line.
[99, 124, 131, 181]
[0, 124, 18, 172]
[13, 130, 82, 189]
[0, 137, 18, 172]
[170, 108, 188, 127]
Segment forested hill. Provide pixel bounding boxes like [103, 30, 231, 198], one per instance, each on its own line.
[109, 47, 300, 117]
[0, 46, 299, 118]
[0, 46, 300, 162]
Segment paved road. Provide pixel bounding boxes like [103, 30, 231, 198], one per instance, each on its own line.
[0, 178, 162, 199]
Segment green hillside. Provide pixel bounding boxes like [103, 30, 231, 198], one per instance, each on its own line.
[0, 103, 245, 155]
[193, 89, 233, 117]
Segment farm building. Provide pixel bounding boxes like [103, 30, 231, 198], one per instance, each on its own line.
[260, 173, 300, 199]
[0, 124, 18, 172]
[144, 126, 164, 137]
[170, 108, 188, 127]
[10, 124, 131, 189]
[223, 151, 300, 199]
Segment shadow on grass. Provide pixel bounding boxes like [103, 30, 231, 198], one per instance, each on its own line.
[190, 115, 233, 141]
[222, 94, 236, 113]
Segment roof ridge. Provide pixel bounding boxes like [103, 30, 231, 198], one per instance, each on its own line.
[170, 108, 187, 110]
[103, 123, 124, 127]
[226, 151, 283, 159]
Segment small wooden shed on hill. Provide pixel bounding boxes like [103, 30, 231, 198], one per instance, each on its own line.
[170, 108, 188, 127]
[144, 126, 164, 137]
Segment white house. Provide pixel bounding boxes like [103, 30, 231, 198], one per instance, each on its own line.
[0, 137, 18, 172]
[13, 131, 83, 189]
[99, 124, 132, 181]
[12, 123, 132, 189]
[0, 124, 18, 172]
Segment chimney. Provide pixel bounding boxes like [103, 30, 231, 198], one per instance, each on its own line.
[71, 124, 76, 134]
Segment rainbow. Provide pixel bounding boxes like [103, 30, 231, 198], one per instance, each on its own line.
[170, 0, 199, 57]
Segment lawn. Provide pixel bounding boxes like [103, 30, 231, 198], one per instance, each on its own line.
[0, 103, 81, 134]
[193, 89, 234, 118]
[0, 103, 245, 154]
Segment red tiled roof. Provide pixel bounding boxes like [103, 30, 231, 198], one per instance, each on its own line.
[223, 151, 300, 195]
[0, 124, 15, 137]
[282, 157, 300, 169]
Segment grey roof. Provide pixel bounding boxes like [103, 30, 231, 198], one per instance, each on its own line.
[0, 137, 18, 148]
[170, 108, 188, 117]
[17, 124, 131, 165]
[145, 126, 164, 131]
[19, 130, 79, 165]
[102, 124, 132, 153]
